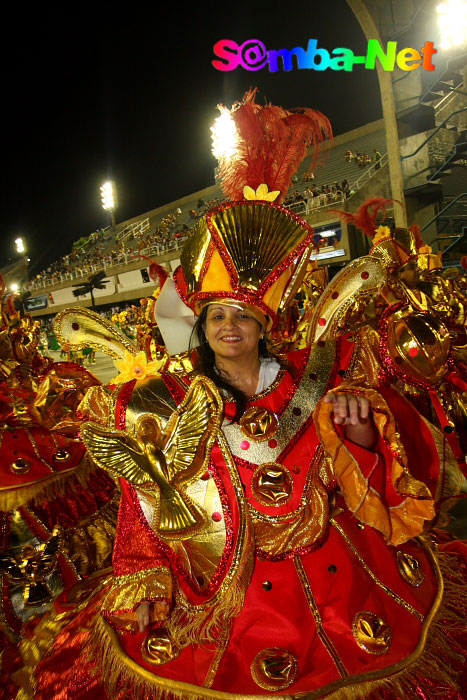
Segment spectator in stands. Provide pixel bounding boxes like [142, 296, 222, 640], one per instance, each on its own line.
[373, 149, 382, 169]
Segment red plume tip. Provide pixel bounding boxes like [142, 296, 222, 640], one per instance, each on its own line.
[137, 256, 168, 288]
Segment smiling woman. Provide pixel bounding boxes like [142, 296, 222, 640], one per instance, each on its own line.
[9, 91, 467, 700]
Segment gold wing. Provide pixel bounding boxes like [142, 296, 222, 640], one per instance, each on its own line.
[81, 421, 152, 484]
[162, 376, 224, 485]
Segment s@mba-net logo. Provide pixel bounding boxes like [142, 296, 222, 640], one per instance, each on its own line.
[212, 38, 437, 73]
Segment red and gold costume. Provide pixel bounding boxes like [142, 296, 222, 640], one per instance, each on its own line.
[0, 292, 118, 647]
[9, 93, 467, 700]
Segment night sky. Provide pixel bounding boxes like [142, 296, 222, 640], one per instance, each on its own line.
[3, 2, 384, 276]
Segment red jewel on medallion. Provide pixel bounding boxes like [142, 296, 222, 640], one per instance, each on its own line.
[361, 271, 369, 280]
[211, 512, 222, 522]
[268, 438, 278, 448]
[240, 440, 250, 450]
[318, 318, 326, 326]
[201, 472, 210, 481]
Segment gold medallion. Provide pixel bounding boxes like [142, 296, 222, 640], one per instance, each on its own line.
[240, 406, 278, 442]
[10, 458, 31, 474]
[141, 628, 180, 665]
[353, 611, 392, 655]
[397, 551, 425, 587]
[53, 450, 71, 463]
[251, 647, 298, 690]
[251, 463, 293, 506]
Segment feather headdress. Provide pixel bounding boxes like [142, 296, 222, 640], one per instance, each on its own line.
[331, 197, 395, 239]
[215, 88, 332, 203]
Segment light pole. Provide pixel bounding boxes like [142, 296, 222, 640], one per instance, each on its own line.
[347, 0, 408, 228]
[100, 181, 118, 230]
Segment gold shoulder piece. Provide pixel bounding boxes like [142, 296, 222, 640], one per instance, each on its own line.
[54, 307, 137, 360]
[307, 256, 386, 345]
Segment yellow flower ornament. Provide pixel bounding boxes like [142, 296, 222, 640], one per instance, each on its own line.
[373, 225, 391, 245]
[243, 183, 280, 202]
[111, 351, 166, 384]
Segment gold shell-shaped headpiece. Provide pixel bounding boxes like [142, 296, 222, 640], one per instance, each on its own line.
[176, 200, 314, 330]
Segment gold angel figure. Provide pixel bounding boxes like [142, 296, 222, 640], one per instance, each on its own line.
[81, 376, 223, 540]
[0, 526, 62, 606]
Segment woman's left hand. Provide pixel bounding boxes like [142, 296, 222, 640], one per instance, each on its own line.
[323, 392, 378, 449]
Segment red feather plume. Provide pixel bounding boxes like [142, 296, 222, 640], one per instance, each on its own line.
[138, 256, 168, 288]
[217, 88, 332, 204]
[461, 256, 467, 271]
[408, 224, 424, 249]
[330, 197, 395, 238]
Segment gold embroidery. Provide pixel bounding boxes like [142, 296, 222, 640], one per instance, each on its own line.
[331, 519, 424, 620]
[294, 556, 348, 678]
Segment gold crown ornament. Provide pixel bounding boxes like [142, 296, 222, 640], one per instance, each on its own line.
[174, 89, 332, 330]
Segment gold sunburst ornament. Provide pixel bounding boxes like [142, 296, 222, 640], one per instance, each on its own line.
[111, 351, 166, 384]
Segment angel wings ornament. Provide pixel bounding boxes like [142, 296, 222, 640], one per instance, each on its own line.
[81, 376, 223, 540]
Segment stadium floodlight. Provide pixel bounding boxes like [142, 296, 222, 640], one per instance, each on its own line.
[100, 181, 117, 228]
[15, 237, 25, 253]
[437, 0, 467, 49]
[100, 181, 115, 210]
[10, 282, 18, 292]
[211, 109, 238, 160]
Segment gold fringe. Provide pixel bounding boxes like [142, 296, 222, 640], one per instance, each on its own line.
[12, 569, 113, 700]
[0, 454, 95, 512]
[166, 544, 254, 649]
[88, 548, 466, 700]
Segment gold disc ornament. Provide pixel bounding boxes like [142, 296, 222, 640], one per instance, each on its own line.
[251, 647, 298, 690]
[397, 551, 425, 587]
[353, 612, 392, 655]
[141, 628, 181, 665]
[240, 406, 279, 442]
[251, 463, 293, 506]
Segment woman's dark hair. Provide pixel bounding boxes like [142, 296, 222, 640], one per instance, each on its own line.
[189, 305, 274, 421]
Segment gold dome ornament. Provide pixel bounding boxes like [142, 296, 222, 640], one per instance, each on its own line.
[251, 463, 293, 506]
[141, 628, 180, 665]
[385, 310, 450, 386]
[240, 406, 278, 442]
[251, 647, 298, 690]
[397, 551, 425, 587]
[353, 611, 392, 655]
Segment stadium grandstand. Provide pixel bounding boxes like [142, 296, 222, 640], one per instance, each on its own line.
[3, 48, 466, 324]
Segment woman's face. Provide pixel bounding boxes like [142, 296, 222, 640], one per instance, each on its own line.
[203, 304, 262, 362]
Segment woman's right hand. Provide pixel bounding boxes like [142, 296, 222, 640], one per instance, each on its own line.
[136, 600, 170, 632]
